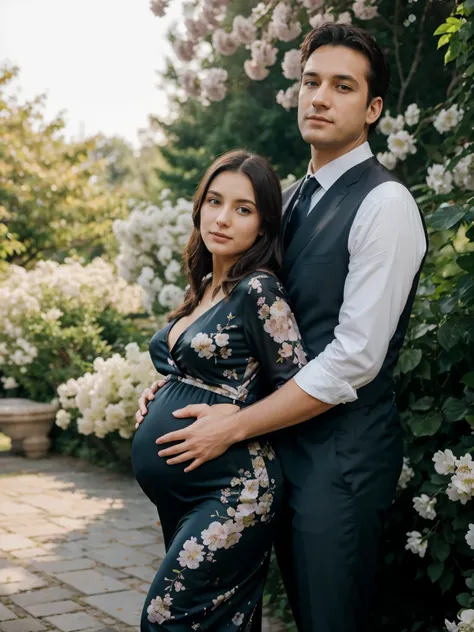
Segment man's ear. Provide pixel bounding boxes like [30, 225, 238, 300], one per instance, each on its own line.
[367, 96, 383, 126]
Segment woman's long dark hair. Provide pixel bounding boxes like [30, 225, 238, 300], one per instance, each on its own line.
[169, 149, 283, 321]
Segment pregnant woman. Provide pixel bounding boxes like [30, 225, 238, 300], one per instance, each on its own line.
[131, 150, 306, 631]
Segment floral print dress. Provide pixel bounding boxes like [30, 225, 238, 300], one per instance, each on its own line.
[131, 271, 306, 631]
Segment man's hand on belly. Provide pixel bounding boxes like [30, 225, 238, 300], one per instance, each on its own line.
[156, 403, 239, 472]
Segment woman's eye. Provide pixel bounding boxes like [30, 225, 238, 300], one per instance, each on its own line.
[237, 207, 251, 215]
[208, 197, 219, 205]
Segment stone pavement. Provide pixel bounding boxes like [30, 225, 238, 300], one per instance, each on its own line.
[0, 454, 282, 632]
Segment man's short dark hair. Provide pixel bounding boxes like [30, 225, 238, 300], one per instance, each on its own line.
[300, 23, 390, 133]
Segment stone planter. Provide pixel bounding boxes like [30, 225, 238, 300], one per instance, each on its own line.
[0, 398, 58, 458]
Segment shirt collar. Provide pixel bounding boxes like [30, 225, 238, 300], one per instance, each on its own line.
[306, 142, 373, 191]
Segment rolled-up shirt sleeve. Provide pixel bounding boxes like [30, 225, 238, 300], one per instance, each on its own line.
[293, 182, 427, 405]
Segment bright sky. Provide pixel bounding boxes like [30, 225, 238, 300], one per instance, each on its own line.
[0, 0, 183, 146]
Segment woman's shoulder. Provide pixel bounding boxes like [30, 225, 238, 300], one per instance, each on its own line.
[235, 269, 286, 299]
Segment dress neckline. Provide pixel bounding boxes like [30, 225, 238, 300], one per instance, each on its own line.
[165, 269, 277, 355]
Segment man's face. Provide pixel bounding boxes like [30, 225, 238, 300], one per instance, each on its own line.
[298, 44, 382, 151]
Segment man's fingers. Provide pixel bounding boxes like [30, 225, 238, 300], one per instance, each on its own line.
[156, 429, 188, 446]
[166, 451, 195, 466]
[184, 459, 203, 473]
[173, 404, 210, 419]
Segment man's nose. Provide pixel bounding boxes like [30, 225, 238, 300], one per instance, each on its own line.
[311, 84, 330, 108]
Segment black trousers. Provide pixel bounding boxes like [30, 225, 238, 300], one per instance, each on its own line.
[272, 401, 403, 632]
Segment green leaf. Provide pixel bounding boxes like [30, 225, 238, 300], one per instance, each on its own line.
[457, 592, 472, 607]
[440, 568, 454, 594]
[462, 372, 474, 388]
[442, 397, 468, 422]
[412, 396, 434, 411]
[458, 275, 474, 305]
[398, 349, 422, 374]
[427, 205, 466, 230]
[410, 322, 436, 338]
[465, 62, 474, 76]
[438, 320, 463, 350]
[438, 33, 451, 49]
[410, 411, 443, 437]
[457, 252, 474, 273]
[446, 17, 462, 25]
[434, 24, 451, 35]
[465, 0, 474, 10]
[431, 538, 450, 562]
[428, 562, 444, 582]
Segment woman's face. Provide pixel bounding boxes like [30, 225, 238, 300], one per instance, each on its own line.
[200, 171, 263, 264]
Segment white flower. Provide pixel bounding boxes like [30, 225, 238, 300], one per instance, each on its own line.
[214, 333, 229, 347]
[55, 409, 71, 430]
[387, 130, 417, 160]
[426, 164, 453, 195]
[465, 524, 474, 550]
[200, 68, 228, 102]
[158, 284, 185, 310]
[433, 449, 456, 475]
[174, 39, 195, 62]
[233, 613, 245, 626]
[434, 104, 464, 133]
[232, 15, 257, 45]
[244, 60, 269, 81]
[377, 152, 398, 171]
[453, 153, 474, 191]
[413, 494, 437, 520]
[397, 457, 415, 490]
[378, 111, 405, 136]
[282, 49, 301, 81]
[445, 620, 458, 632]
[179, 69, 200, 98]
[212, 29, 239, 56]
[149, 0, 168, 18]
[240, 479, 260, 502]
[201, 521, 228, 551]
[337, 11, 352, 24]
[164, 260, 181, 283]
[303, 0, 324, 9]
[178, 537, 205, 569]
[270, 2, 302, 42]
[147, 594, 173, 624]
[191, 332, 216, 359]
[404, 103, 420, 126]
[405, 531, 427, 557]
[352, 0, 378, 20]
[1, 376, 18, 390]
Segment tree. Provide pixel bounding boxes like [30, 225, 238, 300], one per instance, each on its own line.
[0, 64, 128, 267]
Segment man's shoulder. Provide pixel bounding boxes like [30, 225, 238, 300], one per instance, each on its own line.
[363, 177, 418, 209]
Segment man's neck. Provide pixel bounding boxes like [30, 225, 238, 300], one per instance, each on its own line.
[310, 137, 368, 173]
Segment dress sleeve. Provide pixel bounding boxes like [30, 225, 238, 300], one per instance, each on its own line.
[242, 273, 308, 390]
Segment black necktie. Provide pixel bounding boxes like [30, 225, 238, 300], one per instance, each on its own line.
[284, 177, 320, 250]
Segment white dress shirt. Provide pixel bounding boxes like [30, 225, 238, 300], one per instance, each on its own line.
[293, 142, 427, 405]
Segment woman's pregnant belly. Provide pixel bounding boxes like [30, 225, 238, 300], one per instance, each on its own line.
[131, 380, 247, 501]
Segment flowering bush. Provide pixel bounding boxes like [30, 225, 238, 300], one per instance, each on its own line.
[55, 342, 156, 439]
[113, 190, 193, 314]
[0, 257, 145, 401]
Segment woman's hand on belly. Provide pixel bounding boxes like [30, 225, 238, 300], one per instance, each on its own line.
[135, 379, 167, 428]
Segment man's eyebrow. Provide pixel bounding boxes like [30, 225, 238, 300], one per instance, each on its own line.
[302, 71, 359, 84]
[207, 190, 257, 207]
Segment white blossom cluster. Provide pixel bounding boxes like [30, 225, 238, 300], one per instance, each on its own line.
[55, 342, 157, 439]
[445, 610, 474, 632]
[433, 450, 474, 505]
[113, 192, 192, 314]
[433, 104, 464, 134]
[0, 258, 142, 373]
[376, 105, 419, 170]
[405, 530, 427, 558]
[397, 456, 415, 490]
[151, 0, 382, 109]
[413, 493, 437, 520]
[425, 147, 474, 195]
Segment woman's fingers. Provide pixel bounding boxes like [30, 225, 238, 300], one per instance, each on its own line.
[135, 380, 168, 429]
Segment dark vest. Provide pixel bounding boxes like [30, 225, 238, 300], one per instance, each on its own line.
[280, 156, 428, 415]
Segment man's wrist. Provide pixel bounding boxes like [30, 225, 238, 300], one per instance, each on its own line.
[222, 409, 247, 444]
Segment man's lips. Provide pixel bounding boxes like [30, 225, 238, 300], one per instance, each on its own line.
[307, 115, 332, 123]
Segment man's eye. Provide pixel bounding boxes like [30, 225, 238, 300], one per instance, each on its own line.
[338, 84, 352, 91]
[305, 80, 317, 87]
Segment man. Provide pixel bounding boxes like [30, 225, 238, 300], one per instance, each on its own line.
[136, 23, 427, 631]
